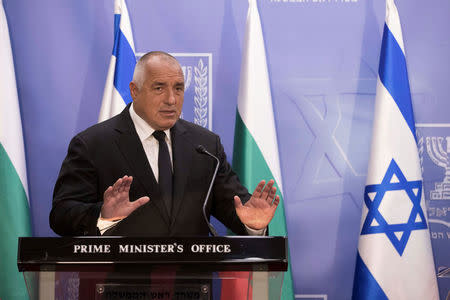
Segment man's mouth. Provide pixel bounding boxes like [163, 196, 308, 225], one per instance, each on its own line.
[160, 110, 177, 117]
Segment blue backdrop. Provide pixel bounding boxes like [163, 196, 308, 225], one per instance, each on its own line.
[3, 0, 449, 299]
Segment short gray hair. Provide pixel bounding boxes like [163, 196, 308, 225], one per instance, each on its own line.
[132, 51, 180, 88]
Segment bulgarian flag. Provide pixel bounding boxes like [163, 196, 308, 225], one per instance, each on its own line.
[0, 1, 33, 299]
[221, 0, 294, 299]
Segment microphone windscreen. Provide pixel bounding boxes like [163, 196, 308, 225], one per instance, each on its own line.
[196, 145, 206, 153]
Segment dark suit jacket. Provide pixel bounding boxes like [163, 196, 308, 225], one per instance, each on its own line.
[50, 106, 250, 236]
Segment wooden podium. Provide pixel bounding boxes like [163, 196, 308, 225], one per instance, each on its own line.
[18, 236, 288, 300]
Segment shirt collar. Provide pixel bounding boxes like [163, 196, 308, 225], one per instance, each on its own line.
[129, 103, 171, 143]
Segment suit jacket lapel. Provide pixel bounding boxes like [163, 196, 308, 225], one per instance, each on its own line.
[170, 121, 193, 227]
[114, 107, 171, 226]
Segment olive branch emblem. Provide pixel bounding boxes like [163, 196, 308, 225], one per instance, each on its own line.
[194, 59, 208, 128]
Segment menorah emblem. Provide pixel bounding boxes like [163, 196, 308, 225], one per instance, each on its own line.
[426, 136, 450, 200]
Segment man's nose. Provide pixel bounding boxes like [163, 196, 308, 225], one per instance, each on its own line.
[166, 88, 176, 105]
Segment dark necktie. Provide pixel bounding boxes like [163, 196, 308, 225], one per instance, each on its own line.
[153, 130, 173, 216]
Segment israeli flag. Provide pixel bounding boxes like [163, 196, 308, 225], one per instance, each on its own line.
[99, 0, 136, 122]
[352, 0, 439, 299]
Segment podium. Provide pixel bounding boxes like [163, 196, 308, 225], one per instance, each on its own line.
[18, 236, 288, 300]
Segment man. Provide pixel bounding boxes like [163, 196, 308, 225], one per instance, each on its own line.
[50, 51, 279, 236]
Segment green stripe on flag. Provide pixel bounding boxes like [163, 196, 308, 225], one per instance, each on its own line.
[233, 111, 287, 235]
[0, 143, 31, 300]
[233, 111, 294, 299]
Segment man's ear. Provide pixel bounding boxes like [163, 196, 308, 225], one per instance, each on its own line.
[129, 81, 137, 99]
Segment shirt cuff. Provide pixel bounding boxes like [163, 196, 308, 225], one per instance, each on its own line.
[97, 215, 122, 235]
[245, 225, 267, 236]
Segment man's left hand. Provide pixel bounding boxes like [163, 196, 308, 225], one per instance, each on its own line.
[234, 179, 280, 230]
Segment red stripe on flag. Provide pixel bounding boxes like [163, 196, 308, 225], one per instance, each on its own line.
[220, 271, 252, 300]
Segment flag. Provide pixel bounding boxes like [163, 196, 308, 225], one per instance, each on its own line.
[222, 0, 294, 299]
[99, 0, 136, 122]
[0, 1, 32, 299]
[352, 0, 439, 299]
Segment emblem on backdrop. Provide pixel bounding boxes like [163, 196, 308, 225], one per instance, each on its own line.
[417, 127, 450, 277]
[136, 53, 213, 130]
[425, 136, 450, 200]
[417, 130, 450, 226]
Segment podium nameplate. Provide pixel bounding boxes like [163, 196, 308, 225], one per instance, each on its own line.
[18, 236, 288, 272]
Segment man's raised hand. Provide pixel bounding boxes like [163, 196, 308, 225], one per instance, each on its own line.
[101, 175, 150, 220]
[234, 179, 280, 230]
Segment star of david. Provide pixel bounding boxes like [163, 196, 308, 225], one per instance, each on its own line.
[361, 159, 428, 256]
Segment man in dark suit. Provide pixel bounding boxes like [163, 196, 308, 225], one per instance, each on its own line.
[50, 51, 279, 237]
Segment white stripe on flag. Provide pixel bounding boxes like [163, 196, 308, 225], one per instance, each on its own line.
[385, 0, 404, 53]
[237, 0, 283, 192]
[99, 56, 127, 121]
[0, 0, 28, 198]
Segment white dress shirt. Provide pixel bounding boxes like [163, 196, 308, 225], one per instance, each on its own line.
[129, 103, 172, 180]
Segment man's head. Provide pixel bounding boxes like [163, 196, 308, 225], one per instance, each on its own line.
[130, 51, 184, 131]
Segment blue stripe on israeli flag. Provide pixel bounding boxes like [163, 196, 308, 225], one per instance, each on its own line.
[352, 0, 438, 299]
[353, 253, 388, 300]
[378, 24, 415, 137]
[99, 0, 136, 122]
[112, 14, 135, 105]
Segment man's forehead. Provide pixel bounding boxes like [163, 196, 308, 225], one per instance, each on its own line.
[147, 69, 184, 82]
[145, 55, 181, 70]
[150, 77, 184, 86]
[145, 58, 183, 76]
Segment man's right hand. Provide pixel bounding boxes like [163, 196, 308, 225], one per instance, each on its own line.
[101, 175, 150, 219]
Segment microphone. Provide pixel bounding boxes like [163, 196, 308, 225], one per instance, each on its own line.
[196, 145, 219, 237]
